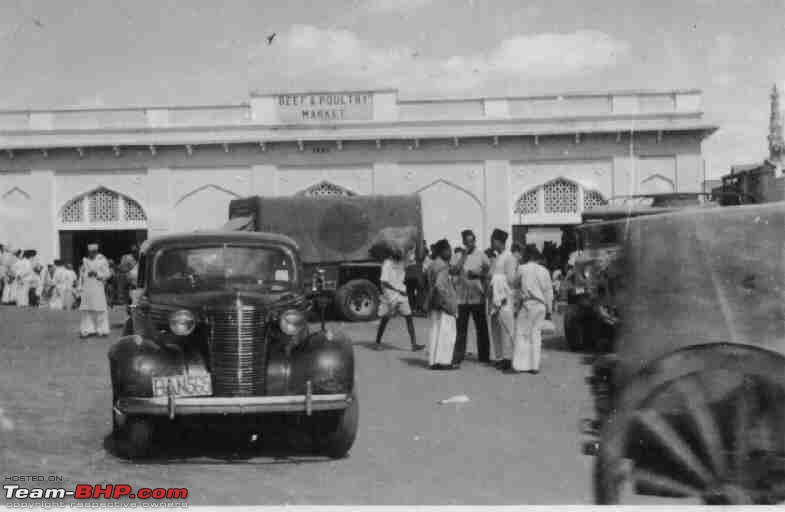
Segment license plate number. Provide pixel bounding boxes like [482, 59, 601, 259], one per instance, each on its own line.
[152, 374, 212, 397]
[575, 287, 585, 294]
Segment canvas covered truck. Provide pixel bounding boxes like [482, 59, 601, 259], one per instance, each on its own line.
[223, 194, 424, 322]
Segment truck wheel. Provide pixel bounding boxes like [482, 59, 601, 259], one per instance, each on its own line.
[336, 280, 379, 322]
[315, 393, 359, 459]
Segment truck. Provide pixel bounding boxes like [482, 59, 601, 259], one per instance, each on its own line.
[223, 194, 424, 322]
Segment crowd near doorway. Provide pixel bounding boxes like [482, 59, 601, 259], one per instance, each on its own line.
[512, 224, 579, 273]
[59, 229, 147, 268]
[58, 187, 149, 268]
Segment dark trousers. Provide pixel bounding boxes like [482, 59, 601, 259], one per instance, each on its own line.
[454, 303, 490, 364]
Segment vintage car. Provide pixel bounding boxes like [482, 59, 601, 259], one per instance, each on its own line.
[109, 231, 358, 459]
[582, 202, 785, 504]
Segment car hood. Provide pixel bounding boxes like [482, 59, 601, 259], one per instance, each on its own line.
[148, 289, 304, 311]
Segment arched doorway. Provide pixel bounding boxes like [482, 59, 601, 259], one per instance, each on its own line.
[58, 187, 148, 266]
[417, 179, 483, 248]
[513, 177, 607, 270]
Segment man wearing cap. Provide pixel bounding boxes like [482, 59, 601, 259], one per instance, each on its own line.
[488, 228, 518, 370]
[451, 229, 491, 365]
[79, 243, 112, 338]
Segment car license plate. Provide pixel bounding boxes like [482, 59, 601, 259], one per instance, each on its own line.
[152, 374, 212, 398]
[575, 287, 585, 294]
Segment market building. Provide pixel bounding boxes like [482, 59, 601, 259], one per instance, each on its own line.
[0, 88, 717, 265]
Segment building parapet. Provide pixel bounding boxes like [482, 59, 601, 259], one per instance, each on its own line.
[0, 89, 705, 136]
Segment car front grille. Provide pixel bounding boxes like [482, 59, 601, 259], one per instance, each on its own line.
[207, 302, 268, 397]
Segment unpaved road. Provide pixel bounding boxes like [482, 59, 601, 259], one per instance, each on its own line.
[1, 307, 595, 505]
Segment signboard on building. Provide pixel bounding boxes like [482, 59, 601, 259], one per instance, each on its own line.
[276, 92, 373, 123]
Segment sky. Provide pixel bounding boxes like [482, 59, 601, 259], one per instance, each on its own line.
[0, 0, 784, 177]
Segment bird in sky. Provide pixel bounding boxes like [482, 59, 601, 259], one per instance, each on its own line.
[32, 18, 44, 28]
[266, 33, 276, 45]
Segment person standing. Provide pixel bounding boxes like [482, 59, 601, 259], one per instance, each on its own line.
[3, 249, 19, 305]
[424, 239, 459, 370]
[79, 244, 112, 338]
[14, 251, 34, 307]
[117, 245, 138, 305]
[451, 230, 491, 365]
[49, 260, 71, 310]
[63, 263, 78, 310]
[513, 246, 553, 374]
[487, 229, 519, 371]
[375, 249, 424, 351]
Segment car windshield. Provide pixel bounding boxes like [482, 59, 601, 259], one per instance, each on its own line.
[151, 245, 295, 293]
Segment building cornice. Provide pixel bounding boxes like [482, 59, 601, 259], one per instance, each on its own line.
[0, 114, 717, 151]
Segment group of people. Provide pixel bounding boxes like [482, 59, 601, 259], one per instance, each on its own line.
[0, 242, 140, 339]
[0, 247, 79, 309]
[375, 228, 554, 374]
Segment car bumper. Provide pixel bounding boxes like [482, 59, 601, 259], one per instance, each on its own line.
[116, 392, 353, 419]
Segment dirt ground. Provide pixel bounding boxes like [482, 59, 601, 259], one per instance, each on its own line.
[0, 306, 596, 505]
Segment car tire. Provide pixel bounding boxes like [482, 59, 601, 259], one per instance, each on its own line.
[113, 412, 156, 460]
[336, 280, 379, 322]
[315, 392, 359, 459]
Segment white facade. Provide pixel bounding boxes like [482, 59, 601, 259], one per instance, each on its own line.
[0, 88, 717, 264]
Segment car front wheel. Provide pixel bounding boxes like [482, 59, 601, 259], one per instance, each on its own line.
[113, 414, 156, 459]
[314, 392, 359, 459]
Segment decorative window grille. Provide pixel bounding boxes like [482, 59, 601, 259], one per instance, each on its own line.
[61, 197, 85, 224]
[299, 181, 355, 197]
[514, 189, 538, 214]
[124, 198, 147, 222]
[543, 179, 578, 214]
[583, 190, 607, 210]
[89, 188, 119, 222]
[60, 188, 147, 225]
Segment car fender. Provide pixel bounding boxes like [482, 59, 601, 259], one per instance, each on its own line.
[288, 329, 355, 395]
[108, 335, 186, 398]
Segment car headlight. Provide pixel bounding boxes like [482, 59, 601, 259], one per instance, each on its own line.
[279, 309, 306, 336]
[169, 310, 196, 336]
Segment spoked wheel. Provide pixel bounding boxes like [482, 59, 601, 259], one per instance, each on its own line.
[596, 345, 785, 504]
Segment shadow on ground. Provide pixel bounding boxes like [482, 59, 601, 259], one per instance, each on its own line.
[103, 427, 335, 465]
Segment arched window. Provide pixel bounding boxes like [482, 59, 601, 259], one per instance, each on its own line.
[514, 189, 538, 214]
[583, 189, 607, 210]
[60, 187, 147, 226]
[297, 181, 356, 197]
[543, 178, 579, 214]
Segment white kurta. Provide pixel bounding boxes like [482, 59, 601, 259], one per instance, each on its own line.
[79, 255, 111, 336]
[489, 250, 518, 361]
[79, 255, 110, 312]
[50, 266, 75, 310]
[1, 254, 17, 303]
[14, 259, 33, 307]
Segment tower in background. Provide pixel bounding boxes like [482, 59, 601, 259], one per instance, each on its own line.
[768, 83, 784, 174]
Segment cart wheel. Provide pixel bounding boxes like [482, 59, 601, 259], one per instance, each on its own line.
[596, 345, 785, 504]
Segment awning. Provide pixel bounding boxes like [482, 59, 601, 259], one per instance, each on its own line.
[220, 216, 253, 231]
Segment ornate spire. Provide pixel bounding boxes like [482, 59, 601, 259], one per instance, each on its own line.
[769, 83, 785, 160]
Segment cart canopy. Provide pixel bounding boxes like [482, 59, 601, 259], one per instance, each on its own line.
[612, 202, 785, 384]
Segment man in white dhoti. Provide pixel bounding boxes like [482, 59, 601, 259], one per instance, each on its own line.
[49, 260, 73, 310]
[513, 246, 553, 374]
[424, 239, 460, 370]
[14, 251, 34, 307]
[488, 229, 519, 371]
[2, 249, 19, 304]
[79, 244, 112, 338]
